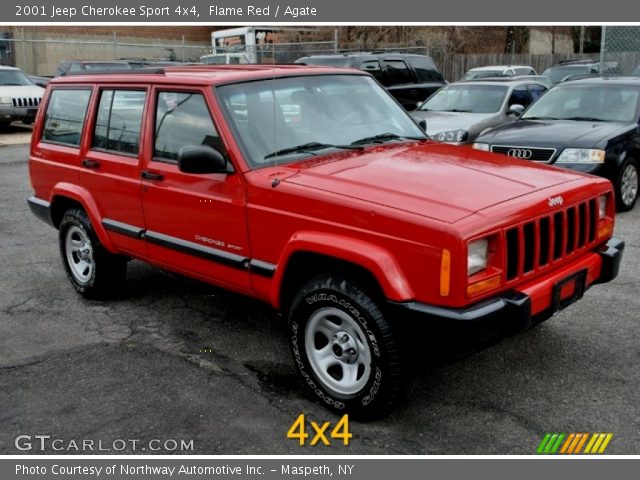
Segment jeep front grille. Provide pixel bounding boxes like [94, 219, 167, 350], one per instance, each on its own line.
[491, 145, 556, 162]
[504, 198, 598, 281]
[12, 97, 41, 107]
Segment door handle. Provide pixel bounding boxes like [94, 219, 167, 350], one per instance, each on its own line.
[141, 170, 164, 181]
[82, 159, 100, 169]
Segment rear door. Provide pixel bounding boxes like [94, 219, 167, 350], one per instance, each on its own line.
[140, 86, 251, 292]
[80, 85, 148, 257]
[381, 56, 420, 110]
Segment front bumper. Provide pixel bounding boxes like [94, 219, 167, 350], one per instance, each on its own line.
[0, 105, 39, 123]
[390, 236, 624, 340]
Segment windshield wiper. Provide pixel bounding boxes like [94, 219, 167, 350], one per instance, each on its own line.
[350, 132, 425, 146]
[264, 142, 363, 159]
[522, 116, 560, 120]
[563, 116, 608, 122]
[446, 109, 473, 113]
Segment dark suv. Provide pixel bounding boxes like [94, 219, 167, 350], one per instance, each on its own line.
[296, 52, 446, 110]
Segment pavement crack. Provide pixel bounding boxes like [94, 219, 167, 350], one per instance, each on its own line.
[0, 343, 108, 372]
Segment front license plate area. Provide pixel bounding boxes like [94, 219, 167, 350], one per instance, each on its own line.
[552, 269, 588, 313]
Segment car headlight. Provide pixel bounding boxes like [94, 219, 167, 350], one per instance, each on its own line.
[556, 148, 605, 163]
[0, 97, 12, 105]
[472, 142, 490, 151]
[467, 238, 489, 276]
[435, 129, 468, 143]
[599, 194, 607, 218]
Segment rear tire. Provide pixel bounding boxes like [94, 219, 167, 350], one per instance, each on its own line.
[59, 208, 127, 299]
[288, 275, 401, 419]
[615, 157, 638, 212]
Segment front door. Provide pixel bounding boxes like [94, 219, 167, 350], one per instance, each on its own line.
[140, 87, 251, 292]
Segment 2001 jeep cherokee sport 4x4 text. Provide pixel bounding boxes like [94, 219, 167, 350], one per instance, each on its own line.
[27, 65, 624, 417]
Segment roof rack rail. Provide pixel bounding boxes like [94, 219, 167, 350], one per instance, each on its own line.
[60, 68, 166, 76]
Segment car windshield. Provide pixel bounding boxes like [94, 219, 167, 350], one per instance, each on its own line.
[0, 69, 33, 86]
[83, 63, 132, 71]
[521, 84, 640, 122]
[542, 65, 590, 84]
[461, 70, 504, 80]
[216, 75, 426, 168]
[420, 84, 508, 113]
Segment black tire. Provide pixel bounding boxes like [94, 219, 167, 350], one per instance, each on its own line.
[288, 275, 401, 419]
[615, 157, 639, 212]
[58, 208, 127, 299]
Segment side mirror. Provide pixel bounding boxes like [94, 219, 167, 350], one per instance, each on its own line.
[508, 104, 525, 117]
[177, 145, 231, 174]
[418, 119, 427, 132]
[416, 101, 424, 109]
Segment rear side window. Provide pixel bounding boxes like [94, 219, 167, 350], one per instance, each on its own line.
[508, 86, 533, 107]
[154, 91, 224, 162]
[359, 60, 386, 83]
[384, 60, 414, 85]
[527, 84, 547, 101]
[407, 57, 444, 83]
[42, 89, 92, 147]
[93, 89, 146, 155]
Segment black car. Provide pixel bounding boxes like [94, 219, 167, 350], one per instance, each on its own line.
[55, 60, 133, 76]
[296, 52, 446, 110]
[473, 77, 640, 211]
[541, 59, 620, 85]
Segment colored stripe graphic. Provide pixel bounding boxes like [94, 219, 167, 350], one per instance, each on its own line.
[538, 433, 613, 454]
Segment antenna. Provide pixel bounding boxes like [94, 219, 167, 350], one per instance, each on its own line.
[271, 37, 280, 188]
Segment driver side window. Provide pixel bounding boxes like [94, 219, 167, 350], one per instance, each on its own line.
[154, 91, 225, 162]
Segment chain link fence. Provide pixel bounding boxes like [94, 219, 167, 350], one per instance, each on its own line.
[0, 30, 212, 75]
[210, 41, 337, 64]
[600, 26, 640, 75]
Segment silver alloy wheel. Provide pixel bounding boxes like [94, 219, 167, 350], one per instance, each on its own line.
[64, 225, 94, 285]
[305, 307, 372, 395]
[621, 163, 639, 206]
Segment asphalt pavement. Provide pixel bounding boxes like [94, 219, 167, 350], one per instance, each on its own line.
[1, 138, 638, 455]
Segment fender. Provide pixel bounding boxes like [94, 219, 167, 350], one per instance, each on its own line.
[270, 231, 414, 308]
[50, 182, 117, 253]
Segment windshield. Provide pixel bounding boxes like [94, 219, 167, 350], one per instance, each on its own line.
[461, 70, 504, 80]
[216, 75, 426, 168]
[420, 84, 508, 113]
[0, 69, 33, 86]
[542, 65, 590, 84]
[521, 84, 640, 122]
[84, 63, 132, 71]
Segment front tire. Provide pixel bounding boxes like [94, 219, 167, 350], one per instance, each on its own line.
[288, 275, 401, 418]
[59, 208, 127, 299]
[615, 157, 639, 212]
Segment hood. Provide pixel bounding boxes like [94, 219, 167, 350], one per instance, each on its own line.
[477, 119, 630, 148]
[411, 111, 494, 135]
[0, 84, 44, 98]
[285, 142, 584, 224]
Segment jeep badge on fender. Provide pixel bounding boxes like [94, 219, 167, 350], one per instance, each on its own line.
[27, 65, 624, 418]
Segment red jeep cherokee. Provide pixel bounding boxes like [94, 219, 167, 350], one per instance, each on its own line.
[27, 66, 624, 416]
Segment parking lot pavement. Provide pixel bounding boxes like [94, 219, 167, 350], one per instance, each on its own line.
[0, 143, 639, 455]
[0, 124, 33, 147]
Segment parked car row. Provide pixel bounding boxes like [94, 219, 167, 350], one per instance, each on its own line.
[6, 53, 640, 212]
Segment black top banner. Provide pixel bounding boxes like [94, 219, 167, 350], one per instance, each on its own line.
[5, 0, 640, 22]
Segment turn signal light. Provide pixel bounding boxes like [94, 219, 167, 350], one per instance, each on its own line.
[467, 274, 501, 297]
[598, 222, 613, 239]
[440, 249, 451, 297]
